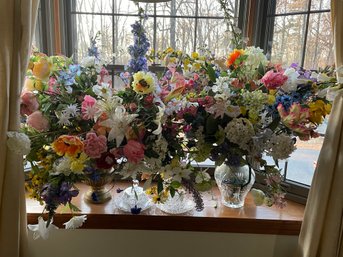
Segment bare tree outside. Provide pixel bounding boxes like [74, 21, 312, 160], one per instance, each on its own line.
[270, 0, 333, 69]
[71, 0, 236, 65]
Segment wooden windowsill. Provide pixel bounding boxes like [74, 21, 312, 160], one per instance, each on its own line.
[26, 182, 304, 235]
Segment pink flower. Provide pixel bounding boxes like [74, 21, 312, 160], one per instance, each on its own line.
[84, 132, 107, 158]
[277, 103, 312, 137]
[27, 111, 49, 131]
[123, 140, 145, 164]
[261, 70, 288, 90]
[99, 67, 110, 84]
[20, 91, 39, 116]
[47, 77, 60, 94]
[81, 95, 97, 120]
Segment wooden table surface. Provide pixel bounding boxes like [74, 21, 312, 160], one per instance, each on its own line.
[26, 182, 304, 235]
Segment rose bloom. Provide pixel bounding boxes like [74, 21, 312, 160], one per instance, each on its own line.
[83, 132, 107, 158]
[52, 135, 84, 157]
[20, 91, 39, 116]
[261, 70, 288, 90]
[27, 111, 49, 132]
[123, 140, 145, 164]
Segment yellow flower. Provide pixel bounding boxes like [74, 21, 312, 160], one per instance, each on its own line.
[308, 100, 331, 124]
[132, 71, 155, 94]
[267, 94, 276, 105]
[191, 52, 199, 59]
[165, 47, 174, 54]
[24, 77, 46, 91]
[176, 50, 183, 56]
[192, 62, 201, 71]
[32, 58, 52, 80]
[70, 153, 89, 173]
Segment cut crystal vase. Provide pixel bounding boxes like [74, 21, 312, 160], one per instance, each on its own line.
[214, 163, 255, 208]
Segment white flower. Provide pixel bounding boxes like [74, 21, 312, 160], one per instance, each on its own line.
[245, 46, 268, 70]
[52, 157, 72, 175]
[56, 111, 71, 126]
[28, 216, 58, 240]
[282, 68, 299, 92]
[195, 170, 211, 184]
[163, 165, 192, 183]
[213, 76, 232, 99]
[153, 106, 165, 135]
[6, 131, 31, 155]
[96, 96, 123, 116]
[63, 215, 87, 229]
[251, 188, 266, 206]
[80, 56, 96, 68]
[100, 106, 138, 146]
[93, 82, 113, 99]
[266, 133, 296, 160]
[64, 104, 79, 117]
[225, 118, 255, 150]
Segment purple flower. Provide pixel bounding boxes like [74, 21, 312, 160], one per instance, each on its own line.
[127, 20, 151, 73]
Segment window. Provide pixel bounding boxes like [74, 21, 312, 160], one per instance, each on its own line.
[265, 0, 333, 69]
[65, 0, 239, 66]
[34, 0, 334, 204]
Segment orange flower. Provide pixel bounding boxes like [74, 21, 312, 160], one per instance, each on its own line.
[52, 135, 84, 157]
[226, 49, 245, 68]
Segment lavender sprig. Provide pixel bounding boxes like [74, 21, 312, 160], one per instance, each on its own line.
[182, 179, 204, 212]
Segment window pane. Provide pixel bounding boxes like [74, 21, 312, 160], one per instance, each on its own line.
[303, 12, 334, 69]
[114, 1, 151, 15]
[275, 0, 309, 14]
[73, 14, 113, 62]
[270, 15, 306, 66]
[197, 18, 229, 57]
[286, 137, 324, 185]
[73, 0, 113, 13]
[198, 0, 226, 17]
[156, 0, 196, 16]
[311, 0, 331, 10]
[154, 17, 195, 53]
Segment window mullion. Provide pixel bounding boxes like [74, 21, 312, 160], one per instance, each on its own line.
[194, 0, 199, 52]
[300, 0, 313, 67]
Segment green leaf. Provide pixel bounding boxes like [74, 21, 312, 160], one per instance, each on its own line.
[170, 187, 176, 197]
[257, 62, 265, 77]
[157, 176, 163, 194]
[205, 63, 216, 83]
[68, 202, 81, 212]
[170, 181, 181, 189]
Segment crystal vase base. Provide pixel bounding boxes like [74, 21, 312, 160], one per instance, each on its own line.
[220, 185, 247, 208]
[84, 186, 111, 204]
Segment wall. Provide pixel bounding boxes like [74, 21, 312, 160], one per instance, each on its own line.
[28, 230, 298, 257]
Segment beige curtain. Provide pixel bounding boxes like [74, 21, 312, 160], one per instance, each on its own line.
[0, 0, 39, 256]
[295, 1, 343, 257]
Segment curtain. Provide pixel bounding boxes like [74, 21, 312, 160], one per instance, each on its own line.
[0, 0, 39, 256]
[294, 0, 343, 256]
